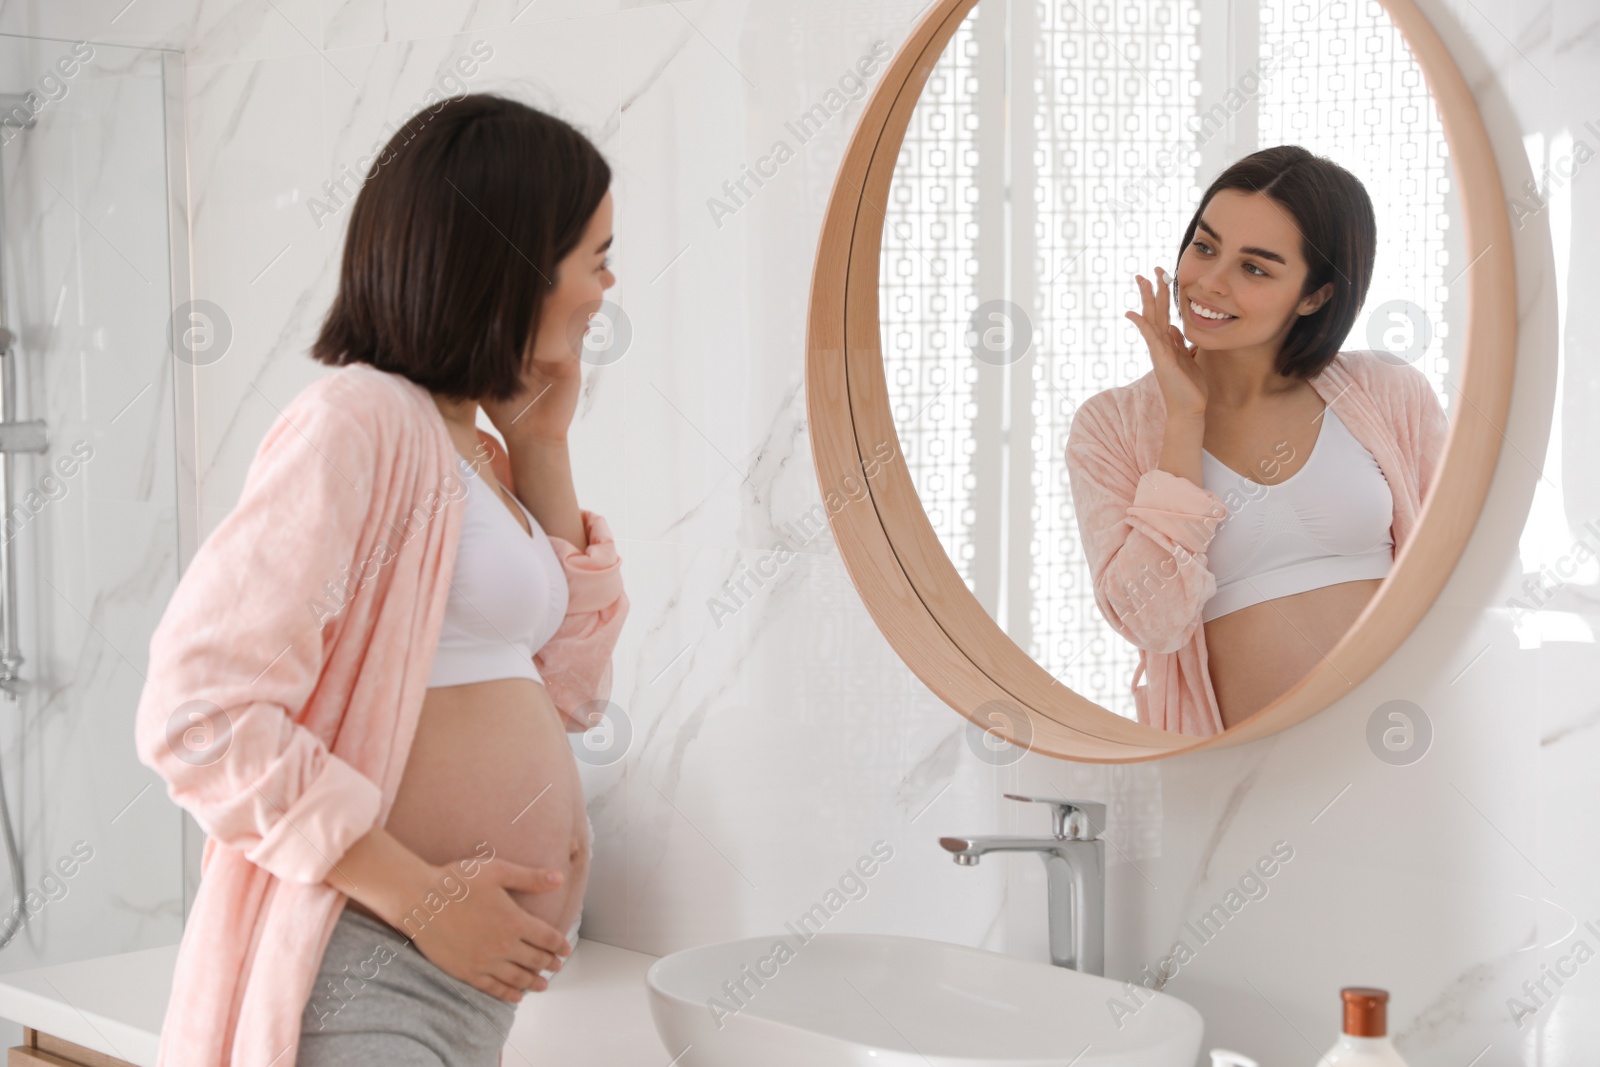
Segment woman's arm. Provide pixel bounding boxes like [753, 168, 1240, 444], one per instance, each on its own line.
[1158, 410, 1207, 487]
[327, 825, 448, 922]
[1066, 397, 1229, 655]
[505, 438, 586, 549]
[132, 384, 386, 884]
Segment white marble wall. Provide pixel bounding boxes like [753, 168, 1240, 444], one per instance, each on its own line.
[2, 0, 1594, 1063]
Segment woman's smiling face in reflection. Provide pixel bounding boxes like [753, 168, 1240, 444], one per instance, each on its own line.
[1173, 188, 1332, 361]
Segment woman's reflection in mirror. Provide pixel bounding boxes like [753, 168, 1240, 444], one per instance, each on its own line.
[1065, 145, 1448, 735]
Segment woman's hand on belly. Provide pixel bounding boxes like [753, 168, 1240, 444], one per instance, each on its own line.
[388, 678, 590, 999]
[410, 851, 576, 1003]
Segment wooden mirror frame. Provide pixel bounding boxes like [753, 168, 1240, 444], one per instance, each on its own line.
[805, 0, 1517, 761]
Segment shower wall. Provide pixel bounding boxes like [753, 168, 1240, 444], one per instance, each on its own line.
[0, 29, 187, 1039]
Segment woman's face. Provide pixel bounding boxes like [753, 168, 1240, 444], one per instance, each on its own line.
[530, 189, 616, 364]
[1172, 188, 1332, 357]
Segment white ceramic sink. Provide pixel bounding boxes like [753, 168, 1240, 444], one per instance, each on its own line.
[645, 933, 1202, 1066]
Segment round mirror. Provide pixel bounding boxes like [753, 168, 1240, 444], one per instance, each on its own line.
[806, 0, 1515, 759]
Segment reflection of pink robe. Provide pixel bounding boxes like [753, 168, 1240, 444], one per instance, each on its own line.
[132, 362, 627, 1066]
[1065, 349, 1448, 737]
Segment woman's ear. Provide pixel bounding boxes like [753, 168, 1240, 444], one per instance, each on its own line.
[1299, 281, 1334, 316]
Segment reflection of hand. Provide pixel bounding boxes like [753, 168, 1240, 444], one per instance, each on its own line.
[1126, 267, 1207, 419]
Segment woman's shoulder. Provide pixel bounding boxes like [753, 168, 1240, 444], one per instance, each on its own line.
[281, 361, 432, 435]
[1314, 348, 1431, 400]
[250, 362, 439, 479]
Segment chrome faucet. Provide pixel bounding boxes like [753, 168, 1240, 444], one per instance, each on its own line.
[940, 794, 1106, 975]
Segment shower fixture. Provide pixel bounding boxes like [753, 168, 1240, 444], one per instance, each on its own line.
[0, 88, 45, 949]
[0, 326, 44, 700]
[0, 91, 47, 697]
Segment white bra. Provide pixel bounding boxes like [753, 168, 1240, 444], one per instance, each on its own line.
[426, 455, 569, 688]
[1199, 405, 1394, 623]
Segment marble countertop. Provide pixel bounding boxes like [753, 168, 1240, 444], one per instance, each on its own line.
[0, 936, 669, 1066]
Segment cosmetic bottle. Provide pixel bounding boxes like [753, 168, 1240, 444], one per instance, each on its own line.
[1316, 987, 1409, 1066]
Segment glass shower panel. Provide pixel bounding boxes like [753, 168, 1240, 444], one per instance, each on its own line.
[0, 32, 185, 975]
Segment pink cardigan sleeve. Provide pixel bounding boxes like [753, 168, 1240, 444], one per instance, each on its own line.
[1066, 396, 1231, 655]
[132, 390, 383, 886]
[538, 510, 629, 733]
[1410, 366, 1450, 505]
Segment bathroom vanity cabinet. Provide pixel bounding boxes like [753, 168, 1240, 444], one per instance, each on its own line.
[14, 1027, 135, 1067]
[0, 938, 667, 1066]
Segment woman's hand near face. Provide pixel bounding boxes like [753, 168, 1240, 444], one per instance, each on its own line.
[474, 304, 591, 548]
[1127, 266, 1207, 419]
[479, 341, 583, 449]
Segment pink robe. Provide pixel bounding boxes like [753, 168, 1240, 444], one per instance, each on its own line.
[132, 362, 628, 1066]
[1065, 349, 1448, 737]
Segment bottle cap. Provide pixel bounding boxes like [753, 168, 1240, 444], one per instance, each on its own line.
[1341, 987, 1388, 1037]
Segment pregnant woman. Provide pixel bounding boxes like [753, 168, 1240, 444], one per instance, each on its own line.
[134, 94, 627, 1066]
[1066, 145, 1447, 736]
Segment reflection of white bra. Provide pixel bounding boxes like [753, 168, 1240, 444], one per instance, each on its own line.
[1199, 405, 1394, 623]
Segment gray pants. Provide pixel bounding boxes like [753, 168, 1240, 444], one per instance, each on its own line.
[297, 907, 526, 1067]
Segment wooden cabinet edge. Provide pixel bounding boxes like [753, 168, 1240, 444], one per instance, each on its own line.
[10, 1028, 137, 1067]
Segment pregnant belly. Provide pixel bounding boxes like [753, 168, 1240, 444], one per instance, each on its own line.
[1203, 577, 1384, 730]
[350, 678, 589, 944]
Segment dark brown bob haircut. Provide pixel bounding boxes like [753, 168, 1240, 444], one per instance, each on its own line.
[312, 93, 611, 401]
[1175, 145, 1375, 380]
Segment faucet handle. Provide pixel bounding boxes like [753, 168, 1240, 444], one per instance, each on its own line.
[1003, 794, 1106, 840]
